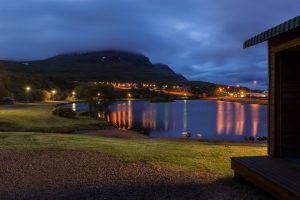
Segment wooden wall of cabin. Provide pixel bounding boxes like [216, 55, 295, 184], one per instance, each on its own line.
[279, 50, 300, 156]
[268, 43, 276, 156]
[269, 31, 300, 157]
[270, 47, 300, 157]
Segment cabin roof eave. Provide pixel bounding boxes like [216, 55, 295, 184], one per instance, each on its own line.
[243, 15, 300, 49]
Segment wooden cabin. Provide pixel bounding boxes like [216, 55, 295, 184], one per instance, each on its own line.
[231, 16, 300, 199]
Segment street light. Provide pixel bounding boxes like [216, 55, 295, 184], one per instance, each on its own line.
[72, 91, 76, 101]
[97, 93, 101, 100]
[52, 90, 56, 101]
[25, 86, 31, 103]
[234, 84, 240, 97]
[251, 81, 257, 103]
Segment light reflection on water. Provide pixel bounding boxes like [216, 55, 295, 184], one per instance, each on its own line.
[72, 103, 76, 112]
[67, 100, 268, 141]
[107, 100, 267, 141]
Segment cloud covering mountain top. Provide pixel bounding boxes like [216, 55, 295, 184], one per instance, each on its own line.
[0, 0, 299, 89]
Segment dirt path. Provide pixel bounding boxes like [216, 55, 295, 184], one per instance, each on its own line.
[0, 150, 271, 200]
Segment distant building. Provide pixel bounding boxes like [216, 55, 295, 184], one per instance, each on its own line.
[245, 92, 267, 98]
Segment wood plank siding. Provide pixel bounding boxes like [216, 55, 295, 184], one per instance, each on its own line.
[269, 32, 300, 157]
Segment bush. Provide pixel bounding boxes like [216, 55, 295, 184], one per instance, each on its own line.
[52, 107, 76, 118]
[15, 89, 50, 102]
[78, 111, 89, 116]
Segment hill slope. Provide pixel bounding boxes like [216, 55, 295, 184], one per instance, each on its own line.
[0, 61, 55, 97]
[0, 50, 224, 98]
[21, 51, 188, 84]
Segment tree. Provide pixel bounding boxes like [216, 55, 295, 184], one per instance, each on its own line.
[74, 83, 117, 117]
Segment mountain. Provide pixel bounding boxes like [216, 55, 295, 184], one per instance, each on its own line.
[0, 60, 55, 97]
[1, 50, 225, 99]
[17, 50, 188, 84]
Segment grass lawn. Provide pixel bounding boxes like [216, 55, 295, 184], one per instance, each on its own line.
[0, 102, 106, 132]
[0, 132, 267, 177]
[0, 102, 267, 181]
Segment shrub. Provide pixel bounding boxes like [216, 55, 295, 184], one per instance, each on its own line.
[78, 111, 89, 116]
[52, 107, 76, 118]
[15, 89, 50, 102]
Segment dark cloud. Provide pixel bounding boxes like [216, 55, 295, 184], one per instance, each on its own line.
[0, 0, 299, 89]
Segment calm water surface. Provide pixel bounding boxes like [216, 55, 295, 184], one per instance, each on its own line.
[107, 100, 268, 140]
[70, 100, 268, 141]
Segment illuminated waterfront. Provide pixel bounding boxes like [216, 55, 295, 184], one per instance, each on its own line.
[107, 100, 268, 141]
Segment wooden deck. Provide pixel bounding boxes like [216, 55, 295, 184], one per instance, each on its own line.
[231, 156, 300, 200]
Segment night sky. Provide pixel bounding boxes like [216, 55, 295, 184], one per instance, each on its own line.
[0, 0, 299, 89]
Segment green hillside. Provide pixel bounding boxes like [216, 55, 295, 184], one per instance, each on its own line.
[0, 61, 55, 98]
[22, 50, 187, 84]
[0, 50, 223, 99]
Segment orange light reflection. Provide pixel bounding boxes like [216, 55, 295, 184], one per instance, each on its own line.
[251, 104, 259, 137]
[216, 101, 224, 135]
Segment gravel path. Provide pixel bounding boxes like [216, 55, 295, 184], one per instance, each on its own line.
[0, 150, 271, 200]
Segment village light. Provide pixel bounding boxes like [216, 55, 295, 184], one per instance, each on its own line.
[72, 91, 76, 101]
[52, 90, 56, 101]
[128, 93, 132, 98]
[25, 86, 31, 103]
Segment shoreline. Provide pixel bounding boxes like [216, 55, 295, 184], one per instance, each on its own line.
[100, 97, 268, 105]
[80, 128, 268, 146]
[201, 97, 268, 105]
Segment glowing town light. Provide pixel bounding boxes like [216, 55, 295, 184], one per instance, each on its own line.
[51, 90, 56, 101]
[72, 91, 76, 100]
[25, 86, 31, 103]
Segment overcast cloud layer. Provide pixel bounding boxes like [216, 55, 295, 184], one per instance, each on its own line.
[0, 0, 299, 89]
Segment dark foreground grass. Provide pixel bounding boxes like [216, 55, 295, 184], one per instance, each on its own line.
[0, 132, 267, 177]
[0, 103, 106, 132]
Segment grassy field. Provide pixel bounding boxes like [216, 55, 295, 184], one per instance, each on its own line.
[0, 132, 267, 177]
[0, 102, 267, 180]
[0, 103, 106, 132]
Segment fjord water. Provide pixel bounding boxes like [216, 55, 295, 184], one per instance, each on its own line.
[106, 100, 267, 141]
